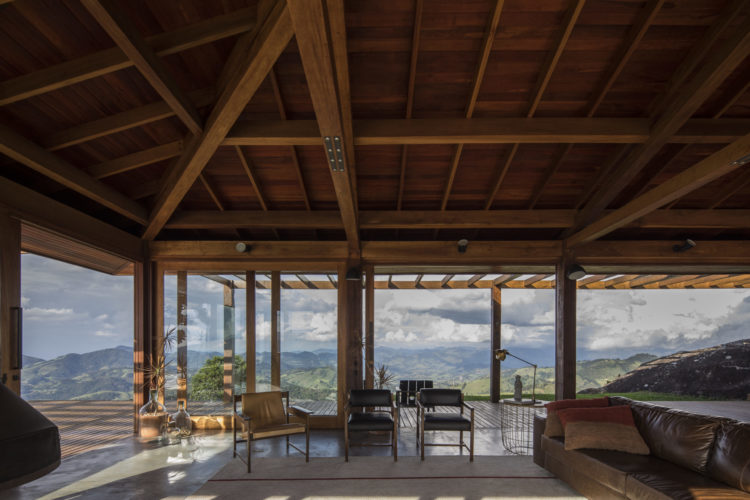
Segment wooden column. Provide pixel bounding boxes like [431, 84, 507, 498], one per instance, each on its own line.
[336, 264, 346, 421]
[271, 271, 280, 390]
[490, 285, 502, 403]
[555, 257, 577, 400]
[0, 212, 21, 395]
[364, 265, 374, 389]
[176, 271, 187, 405]
[246, 271, 255, 393]
[347, 267, 363, 392]
[133, 248, 157, 432]
[223, 282, 235, 403]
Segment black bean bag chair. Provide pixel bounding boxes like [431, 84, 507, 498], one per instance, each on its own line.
[0, 383, 60, 490]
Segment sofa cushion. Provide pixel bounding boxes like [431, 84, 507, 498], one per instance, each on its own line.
[629, 404, 721, 474]
[626, 468, 750, 500]
[557, 406, 650, 455]
[706, 420, 750, 493]
[544, 396, 609, 437]
[423, 412, 471, 431]
[541, 435, 629, 493]
[348, 411, 394, 431]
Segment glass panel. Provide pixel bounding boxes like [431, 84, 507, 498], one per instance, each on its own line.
[280, 274, 338, 415]
[163, 274, 178, 408]
[255, 285, 272, 392]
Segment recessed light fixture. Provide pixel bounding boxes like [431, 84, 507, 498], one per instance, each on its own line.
[457, 239, 469, 253]
[673, 239, 696, 253]
[235, 242, 249, 253]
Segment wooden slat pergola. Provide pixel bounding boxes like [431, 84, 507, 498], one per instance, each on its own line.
[0, 0, 749, 430]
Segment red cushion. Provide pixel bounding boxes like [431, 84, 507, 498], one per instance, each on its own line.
[543, 397, 609, 437]
[557, 405, 636, 429]
[545, 396, 609, 413]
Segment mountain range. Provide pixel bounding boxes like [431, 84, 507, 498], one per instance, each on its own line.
[21, 344, 657, 400]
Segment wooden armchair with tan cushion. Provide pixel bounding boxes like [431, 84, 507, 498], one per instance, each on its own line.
[233, 391, 312, 472]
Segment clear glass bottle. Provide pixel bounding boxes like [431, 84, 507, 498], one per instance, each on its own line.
[139, 389, 167, 439]
[171, 400, 192, 437]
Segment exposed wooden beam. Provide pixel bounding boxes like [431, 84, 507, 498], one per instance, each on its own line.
[439, 0, 505, 210]
[524, 274, 549, 287]
[709, 169, 750, 209]
[81, 0, 202, 134]
[527, 0, 586, 117]
[224, 118, 749, 146]
[576, 241, 750, 267]
[143, 0, 293, 240]
[576, 274, 608, 286]
[44, 89, 214, 152]
[484, 144, 519, 210]
[585, 0, 665, 117]
[269, 67, 311, 210]
[296, 273, 317, 289]
[288, 0, 359, 251]
[414, 273, 424, 287]
[327, 274, 338, 288]
[0, 177, 143, 262]
[165, 208, 750, 231]
[493, 274, 520, 285]
[0, 123, 148, 225]
[567, 133, 750, 247]
[441, 274, 455, 287]
[467, 273, 486, 287]
[89, 141, 183, 179]
[397, 0, 424, 210]
[647, 0, 747, 118]
[198, 174, 225, 211]
[528, 144, 572, 208]
[668, 274, 728, 289]
[0, 8, 254, 106]
[578, 23, 750, 227]
[632, 144, 691, 200]
[573, 144, 631, 211]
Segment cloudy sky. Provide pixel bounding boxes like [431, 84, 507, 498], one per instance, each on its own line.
[21, 254, 750, 365]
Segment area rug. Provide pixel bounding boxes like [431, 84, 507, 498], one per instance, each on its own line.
[188, 455, 584, 499]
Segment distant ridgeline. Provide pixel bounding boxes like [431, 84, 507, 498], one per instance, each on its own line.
[580, 339, 750, 399]
[19, 340, 748, 400]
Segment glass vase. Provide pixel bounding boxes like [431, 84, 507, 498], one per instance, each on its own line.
[171, 400, 192, 437]
[139, 389, 167, 440]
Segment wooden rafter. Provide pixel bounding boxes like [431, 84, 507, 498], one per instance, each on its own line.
[224, 117, 748, 146]
[573, 144, 631, 211]
[578, 22, 750, 228]
[414, 274, 424, 287]
[269, 67, 311, 210]
[586, 0, 665, 117]
[397, 0, 423, 210]
[198, 174, 225, 211]
[441, 274, 455, 287]
[467, 274, 485, 287]
[576, 274, 607, 286]
[647, 0, 747, 118]
[439, 0, 504, 211]
[81, 0, 202, 134]
[524, 274, 550, 287]
[89, 141, 183, 179]
[493, 274, 519, 285]
[0, 123, 148, 225]
[567, 133, 750, 247]
[528, 144, 573, 209]
[0, 9, 254, 106]
[288, 0, 359, 251]
[142, 0, 293, 240]
[709, 169, 750, 209]
[164, 208, 750, 231]
[632, 144, 691, 200]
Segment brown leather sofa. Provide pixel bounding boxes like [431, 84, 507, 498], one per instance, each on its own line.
[533, 396, 750, 499]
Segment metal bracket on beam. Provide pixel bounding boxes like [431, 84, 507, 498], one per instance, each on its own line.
[324, 136, 345, 172]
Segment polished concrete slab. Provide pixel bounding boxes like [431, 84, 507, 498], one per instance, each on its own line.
[4, 428, 513, 500]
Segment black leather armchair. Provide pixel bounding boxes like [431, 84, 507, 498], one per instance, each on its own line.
[344, 389, 397, 461]
[417, 388, 474, 461]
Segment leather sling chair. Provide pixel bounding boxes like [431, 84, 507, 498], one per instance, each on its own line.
[344, 389, 398, 461]
[233, 391, 312, 472]
[416, 388, 474, 461]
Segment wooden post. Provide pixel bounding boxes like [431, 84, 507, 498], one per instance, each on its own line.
[347, 265, 363, 392]
[176, 271, 187, 405]
[271, 271, 280, 390]
[246, 271, 255, 393]
[364, 264, 374, 389]
[555, 257, 577, 400]
[490, 285, 502, 403]
[337, 263, 346, 423]
[0, 212, 21, 395]
[133, 249, 156, 432]
[223, 282, 235, 403]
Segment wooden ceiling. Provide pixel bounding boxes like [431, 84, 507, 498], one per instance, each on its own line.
[1, 0, 749, 251]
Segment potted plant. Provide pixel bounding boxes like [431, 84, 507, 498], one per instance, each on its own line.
[138, 327, 176, 440]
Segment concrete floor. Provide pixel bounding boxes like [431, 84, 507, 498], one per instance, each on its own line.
[4, 428, 513, 500]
